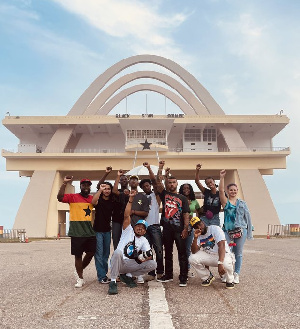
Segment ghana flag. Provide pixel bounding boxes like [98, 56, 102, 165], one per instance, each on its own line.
[62, 193, 95, 237]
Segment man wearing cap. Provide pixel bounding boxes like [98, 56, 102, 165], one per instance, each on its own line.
[57, 176, 96, 288]
[189, 216, 235, 289]
[108, 190, 157, 295]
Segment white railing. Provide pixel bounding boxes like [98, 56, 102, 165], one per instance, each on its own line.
[2, 146, 290, 154]
[1, 229, 26, 242]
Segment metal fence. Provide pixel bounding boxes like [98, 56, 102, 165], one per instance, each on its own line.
[268, 224, 300, 237]
[0, 229, 26, 242]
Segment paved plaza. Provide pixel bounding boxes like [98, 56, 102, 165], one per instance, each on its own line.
[0, 238, 299, 329]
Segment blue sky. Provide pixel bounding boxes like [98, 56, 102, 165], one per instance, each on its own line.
[1, 0, 299, 229]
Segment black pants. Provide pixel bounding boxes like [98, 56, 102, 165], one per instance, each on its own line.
[163, 222, 188, 281]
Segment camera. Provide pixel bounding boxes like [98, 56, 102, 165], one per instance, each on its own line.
[135, 250, 153, 263]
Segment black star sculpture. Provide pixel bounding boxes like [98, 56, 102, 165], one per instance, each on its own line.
[140, 139, 152, 150]
[83, 206, 92, 217]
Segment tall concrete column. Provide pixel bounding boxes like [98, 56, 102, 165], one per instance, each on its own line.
[236, 169, 280, 235]
[13, 170, 57, 237]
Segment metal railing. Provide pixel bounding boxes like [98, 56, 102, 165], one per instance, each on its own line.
[267, 224, 300, 237]
[0, 229, 26, 242]
[2, 146, 290, 154]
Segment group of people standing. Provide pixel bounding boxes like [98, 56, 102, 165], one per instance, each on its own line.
[57, 161, 253, 294]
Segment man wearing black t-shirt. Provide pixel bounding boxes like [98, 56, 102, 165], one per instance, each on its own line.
[149, 161, 190, 287]
[113, 170, 150, 227]
[96, 167, 129, 250]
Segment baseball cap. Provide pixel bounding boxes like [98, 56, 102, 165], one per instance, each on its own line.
[80, 178, 92, 185]
[190, 216, 201, 228]
[129, 175, 139, 181]
[135, 219, 148, 229]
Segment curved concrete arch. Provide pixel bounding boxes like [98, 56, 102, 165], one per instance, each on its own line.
[96, 84, 195, 116]
[67, 54, 225, 116]
[44, 54, 246, 154]
[84, 71, 208, 116]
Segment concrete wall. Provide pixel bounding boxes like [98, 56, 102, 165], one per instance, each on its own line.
[76, 132, 125, 151]
[240, 132, 272, 149]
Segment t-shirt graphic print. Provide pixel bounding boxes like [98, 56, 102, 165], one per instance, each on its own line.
[164, 193, 184, 227]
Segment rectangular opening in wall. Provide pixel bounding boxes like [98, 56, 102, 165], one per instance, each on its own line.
[203, 128, 216, 142]
[184, 128, 201, 141]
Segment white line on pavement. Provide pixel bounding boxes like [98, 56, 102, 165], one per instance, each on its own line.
[148, 280, 174, 329]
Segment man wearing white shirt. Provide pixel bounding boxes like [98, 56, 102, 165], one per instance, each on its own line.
[189, 217, 235, 289]
[139, 177, 164, 281]
[108, 190, 157, 295]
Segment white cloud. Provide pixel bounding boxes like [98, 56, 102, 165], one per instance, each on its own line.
[217, 13, 271, 63]
[51, 0, 190, 60]
[0, 3, 102, 65]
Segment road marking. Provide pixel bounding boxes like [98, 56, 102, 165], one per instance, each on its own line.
[148, 281, 174, 329]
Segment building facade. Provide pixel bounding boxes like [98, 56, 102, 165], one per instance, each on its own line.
[2, 55, 289, 237]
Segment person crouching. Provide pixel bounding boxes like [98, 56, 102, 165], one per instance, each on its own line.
[189, 217, 235, 289]
[108, 190, 157, 295]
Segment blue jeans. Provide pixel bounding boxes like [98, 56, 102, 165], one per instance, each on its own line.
[94, 232, 111, 281]
[201, 213, 220, 227]
[144, 224, 164, 275]
[225, 228, 247, 274]
[112, 222, 122, 250]
[185, 228, 194, 270]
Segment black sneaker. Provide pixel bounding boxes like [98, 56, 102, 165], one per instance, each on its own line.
[201, 275, 214, 287]
[226, 282, 235, 289]
[108, 281, 118, 295]
[179, 280, 187, 287]
[209, 272, 215, 282]
[100, 277, 111, 284]
[156, 275, 173, 283]
[119, 274, 137, 288]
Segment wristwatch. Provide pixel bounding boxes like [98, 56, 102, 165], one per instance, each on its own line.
[217, 261, 223, 265]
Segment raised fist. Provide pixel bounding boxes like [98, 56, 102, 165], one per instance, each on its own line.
[220, 169, 226, 178]
[158, 160, 165, 169]
[64, 175, 73, 183]
[129, 189, 137, 197]
[143, 162, 150, 169]
[99, 184, 107, 191]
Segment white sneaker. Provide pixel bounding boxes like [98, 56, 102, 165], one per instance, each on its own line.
[74, 270, 79, 281]
[75, 278, 84, 288]
[233, 272, 239, 284]
[137, 275, 145, 284]
[220, 275, 226, 283]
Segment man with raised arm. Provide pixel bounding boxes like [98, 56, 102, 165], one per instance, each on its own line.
[108, 190, 157, 295]
[112, 169, 150, 227]
[148, 161, 190, 287]
[140, 162, 164, 280]
[57, 176, 96, 288]
[97, 166, 129, 250]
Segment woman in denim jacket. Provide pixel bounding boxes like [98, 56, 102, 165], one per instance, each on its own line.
[219, 170, 253, 284]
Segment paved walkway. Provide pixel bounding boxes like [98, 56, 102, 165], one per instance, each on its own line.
[0, 238, 299, 329]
